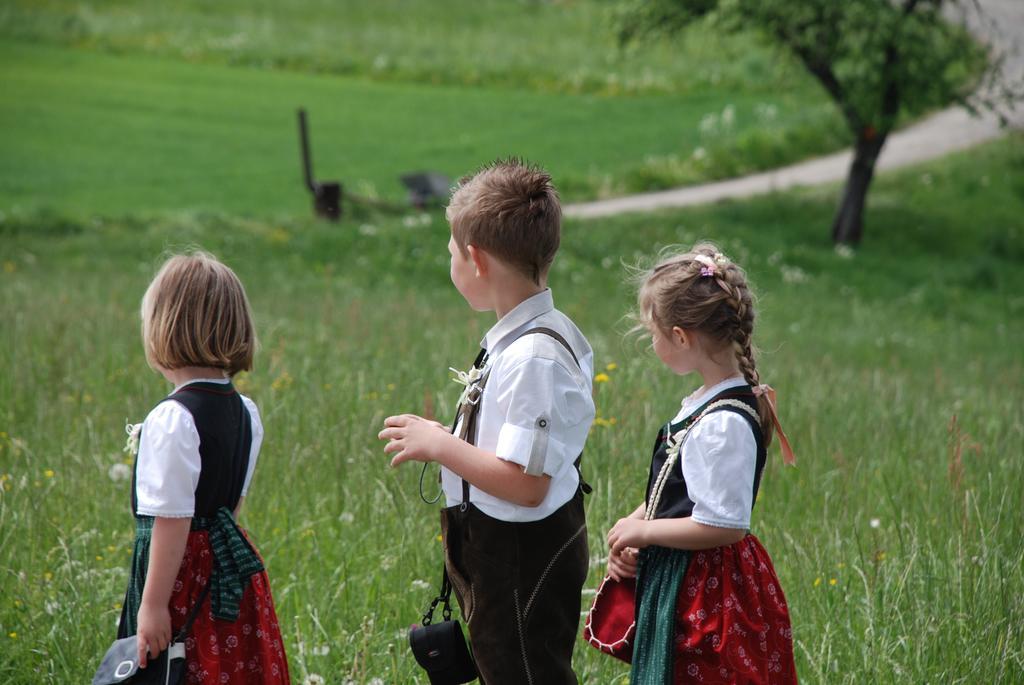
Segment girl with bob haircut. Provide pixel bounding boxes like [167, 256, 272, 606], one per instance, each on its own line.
[117, 251, 290, 683]
[602, 242, 797, 683]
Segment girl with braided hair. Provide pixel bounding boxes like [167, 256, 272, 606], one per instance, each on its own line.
[605, 243, 797, 683]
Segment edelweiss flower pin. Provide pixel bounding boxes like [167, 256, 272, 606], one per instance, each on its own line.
[124, 422, 142, 457]
[449, 365, 484, 405]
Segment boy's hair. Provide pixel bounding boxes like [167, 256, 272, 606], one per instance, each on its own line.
[636, 242, 774, 445]
[141, 251, 256, 376]
[446, 157, 561, 285]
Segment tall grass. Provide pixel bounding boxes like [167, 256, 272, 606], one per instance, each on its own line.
[1, 138, 1022, 682]
[0, 0, 812, 98]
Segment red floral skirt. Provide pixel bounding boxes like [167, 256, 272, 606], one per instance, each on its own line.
[673, 534, 796, 684]
[169, 530, 291, 684]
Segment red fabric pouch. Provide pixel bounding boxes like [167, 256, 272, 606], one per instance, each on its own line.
[582, 574, 636, 663]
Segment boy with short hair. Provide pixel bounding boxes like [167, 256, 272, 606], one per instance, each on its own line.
[379, 159, 595, 683]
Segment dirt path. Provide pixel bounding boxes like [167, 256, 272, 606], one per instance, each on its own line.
[564, 0, 1022, 220]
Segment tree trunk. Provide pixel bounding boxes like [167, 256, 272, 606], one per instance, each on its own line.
[831, 133, 887, 245]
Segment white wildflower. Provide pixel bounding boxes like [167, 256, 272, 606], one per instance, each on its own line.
[869, 518, 881, 529]
[108, 463, 131, 482]
[721, 104, 736, 128]
[45, 601, 59, 615]
[411, 579, 431, 591]
[303, 675, 325, 685]
[834, 244, 855, 259]
[691, 146, 707, 161]
[311, 645, 330, 656]
[338, 512, 355, 524]
[358, 223, 378, 236]
[368, 679, 385, 685]
[699, 113, 718, 135]
[780, 266, 809, 284]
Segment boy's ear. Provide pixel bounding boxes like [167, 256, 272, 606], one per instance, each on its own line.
[467, 244, 488, 277]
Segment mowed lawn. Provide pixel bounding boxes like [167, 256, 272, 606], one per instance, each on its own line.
[0, 37, 844, 214]
[1, 137, 1022, 683]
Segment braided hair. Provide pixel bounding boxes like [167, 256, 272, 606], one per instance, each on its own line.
[637, 242, 774, 446]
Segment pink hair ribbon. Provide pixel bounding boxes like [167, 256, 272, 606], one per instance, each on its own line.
[753, 384, 796, 465]
[693, 254, 718, 277]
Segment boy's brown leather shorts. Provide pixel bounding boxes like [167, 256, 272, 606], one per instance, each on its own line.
[441, 492, 589, 685]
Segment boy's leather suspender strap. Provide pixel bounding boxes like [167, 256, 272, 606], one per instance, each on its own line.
[458, 326, 589, 506]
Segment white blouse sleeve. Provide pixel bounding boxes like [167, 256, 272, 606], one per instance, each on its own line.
[680, 411, 758, 530]
[135, 401, 201, 518]
[240, 395, 263, 497]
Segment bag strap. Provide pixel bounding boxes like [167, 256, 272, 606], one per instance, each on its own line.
[421, 567, 454, 626]
[645, 399, 760, 520]
[172, 581, 212, 643]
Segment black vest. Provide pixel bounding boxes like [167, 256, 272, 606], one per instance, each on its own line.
[132, 381, 253, 518]
[644, 386, 766, 521]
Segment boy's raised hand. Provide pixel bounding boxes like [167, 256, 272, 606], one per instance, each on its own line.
[379, 414, 453, 467]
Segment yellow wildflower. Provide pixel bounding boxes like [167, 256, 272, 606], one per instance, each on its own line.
[271, 371, 294, 391]
[8, 632, 16, 639]
[813, 577, 821, 587]
[829, 578, 837, 586]
[44, 469, 55, 478]
[594, 373, 610, 383]
[606, 363, 618, 371]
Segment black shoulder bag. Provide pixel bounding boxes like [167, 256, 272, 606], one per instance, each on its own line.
[408, 568, 478, 685]
[92, 583, 211, 685]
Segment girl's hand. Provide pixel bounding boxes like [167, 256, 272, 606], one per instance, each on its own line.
[135, 601, 172, 668]
[378, 414, 454, 467]
[607, 517, 650, 556]
[607, 546, 639, 582]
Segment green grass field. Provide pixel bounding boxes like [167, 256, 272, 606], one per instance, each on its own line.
[1, 1, 1021, 681]
[0, 38, 844, 214]
[0, 0, 857, 211]
[0, 0, 808, 97]
[2, 135, 1023, 683]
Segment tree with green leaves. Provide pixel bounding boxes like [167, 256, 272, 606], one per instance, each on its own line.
[616, 0, 1014, 245]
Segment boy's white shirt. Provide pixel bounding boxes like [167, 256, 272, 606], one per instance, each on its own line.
[133, 377, 263, 518]
[442, 289, 596, 523]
